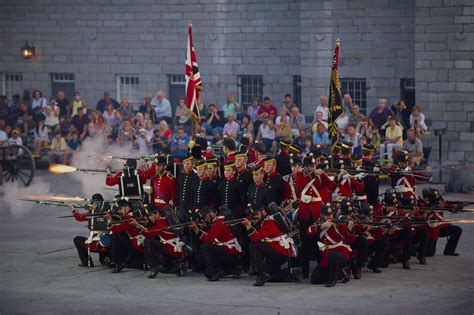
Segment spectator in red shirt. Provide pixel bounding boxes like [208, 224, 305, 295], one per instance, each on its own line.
[257, 96, 277, 123]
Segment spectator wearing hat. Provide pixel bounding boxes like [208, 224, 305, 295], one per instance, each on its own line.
[96, 91, 120, 113]
[151, 90, 172, 125]
[380, 116, 403, 166]
[8, 128, 23, 147]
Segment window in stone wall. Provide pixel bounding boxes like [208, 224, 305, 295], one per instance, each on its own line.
[238, 75, 263, 111]
[116, 75, 140, 106]
[293, 75, 302, 109]
[340, 78, 366, 113]
[1, 73, 23, 101]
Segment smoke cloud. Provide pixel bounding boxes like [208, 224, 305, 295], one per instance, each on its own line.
[0, 180, 51, 218]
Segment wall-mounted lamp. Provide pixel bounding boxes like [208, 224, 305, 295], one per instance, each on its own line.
[21, 41, 35, 59]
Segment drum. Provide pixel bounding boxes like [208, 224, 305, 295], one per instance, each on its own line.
[99, 234, 111, 247]
[271, 212, 291, 234]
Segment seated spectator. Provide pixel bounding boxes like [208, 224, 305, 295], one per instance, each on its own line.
[66, 131, 81, 152]
[57, 115, 71, 136]
[22, 90, 32, 106]
[159, 120, 173, 145]
[134, 112, 146, 130]
[0, 95, 10, 122]
[344, 124, 361, 153]
[144, 120, 155, 142]
[410, 105, 428, 134]
[354, 136, 368, 156]
[0, 119, 8, 146]
[103, 103, 116, 126]
[223, 113, 240, 140]
[403, 128, 424, 167]
[369, 98, 393, 130]
[170, 127, 190, 160]
[136, 128, 151, 155]
[256, 117, 275, 153]
[348, 104, 366, 126]
[355, 117, 370, 138]
[174, 97, 192, 126]
[117, 119, 136, 146]
[139, 94, 156, 123]
[8, 128, 23, 146]
[70, 107, 89, 142]
[10, 94, 21, 111]
[282, 94, 296, 112]
[275, 107, 290, 128]
[14, 103, 33, 135]
[380, 116, 403, 165]
[48, 132, 69, 165]
[294, 128, 307, 149]
[151, 129, 165, 154]
[56, 91, 70, 118]
[112, 110, 123, 136]
[312, 123, 330, 155]
[311, 111, 328, 134]
[342, 94, 353, 114]
[33, 120, 49, 155]
[202, 104, 224, 141]
[151, 90, 172, 125]
[71, 91, 87, 117]
[44, 97, 60, 130]
[31, 89, 48, 121]
[197, 96, 208, 119]
[87, 122, 99, 139]
[119, 99, 133, 119]
[313, 95, 329, 122]
[247, 97, 260, 123]
[336, 111, 349, 132]
[302, 136, 315, 155]
[275, 115, 292, 141]
[90, 110, 104, 131]
[257, 97, 277, 123]
[96, 91, 120, 113]
[391, 100, 409, 129]
[222, 95, 240, 119]
[238, 114, 254, 139]
[289, 107, 305, 138]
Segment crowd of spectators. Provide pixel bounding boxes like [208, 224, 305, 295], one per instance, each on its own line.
[0, 89, 428, 168]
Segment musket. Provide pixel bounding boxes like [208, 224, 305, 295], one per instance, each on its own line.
[444, 200, 474, 206]
[101, 155, 154, 162]
[145, 220, 206, 233]
[18, 199, 89, 208]
[57, 212, 108, 219]
[110, 218, 147, 225]
[324, 167, 432, 180]
[395, 205, 474, 213]
[48, 164, 120, 174]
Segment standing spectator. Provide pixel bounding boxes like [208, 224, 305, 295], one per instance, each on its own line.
[312, 123, 330, 155]
[380, 116, 403, 165]
[48, 132, 69, 165]
[403, 128, 424, 167]
[344, 124, 361, 153]
[289, 107, 305, 138]
[174, 97, 191, 126]
[391, 100, 409, 129]
[342, 94, 353, 114]
[33, 120, 49, 155]
[71, 91, 87, 117]
[56, 91, 70, 118]
[221, 95, 240, 119]
[223, 113, 240, 139]
[247, 97, 260, 123]
[257, 97, 277, 123]
[348, 104, 366, 126]
[256, 117, 275, 152]
[151, 90, 172, 125]
[159, 120, 173, 145]
[31, 89, 48, 120]
[139, 94, 156, 123]
[369, 98, 393, 130]
[410, 105, 428, 134]
[314, 95, 329, 122]
[70, 107, 89, 141]
[202, 104, 224, 140]
[170, 126, 190, 159]
[102, 103, 116, 126]
[96, 91, 120, 113]
[119, 99, 133, 119]
[44, 97, 60, 130]
[282, 94, 296, 112]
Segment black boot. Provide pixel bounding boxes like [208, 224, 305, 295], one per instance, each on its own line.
[367, 262, 382, 273]
[177, 262, 186, 277]
[418, 256, 427, 265]
[253, 273, 270, 287]
[402, 260, 411, 270]
[232, 264, 243, 279]
[443, 250, 459, 256]
[147, 267, 160, 279]
[342, 266, 351, 283]
[110, 262, 126, 273]
[353, 267, 361, 279]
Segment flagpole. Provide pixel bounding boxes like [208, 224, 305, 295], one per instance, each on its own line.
[188, 20, 198, 139]
[330, 38, 341, 170]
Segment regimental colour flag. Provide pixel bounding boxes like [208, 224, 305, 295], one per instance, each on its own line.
[185, 22, 202, 119]
[327, 40, 343, 147]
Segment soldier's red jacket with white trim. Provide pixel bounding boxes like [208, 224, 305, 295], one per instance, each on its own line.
[197, 216, 242, 256]
[248, 218, 296, 257]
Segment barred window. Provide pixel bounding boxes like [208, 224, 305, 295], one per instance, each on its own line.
[1, 73, 23, 101]
[238, 75, 263, 111]
[340, 78, 367, 113]
[51, 73, 74, 82]
[116, 75, 140, 105]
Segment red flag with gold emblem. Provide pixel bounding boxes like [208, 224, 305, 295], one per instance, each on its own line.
[185, 22, 202, 119]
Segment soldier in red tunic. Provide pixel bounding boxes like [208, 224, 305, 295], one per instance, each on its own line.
[148, 155, 177, 211]
[189, 207, 243, 281]
[242, 205, 298, 286]
[306, 204, 352, 287]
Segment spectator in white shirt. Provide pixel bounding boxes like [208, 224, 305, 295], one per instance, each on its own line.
[256, 117, 275, 153]
[314, 95, 329, 122]
[343, 124, 361, 153]
[33, 120, 49, 155]
[151, 90, 172, 125]
[410, 105, 428, 135]
[31, 89, 48, 120]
